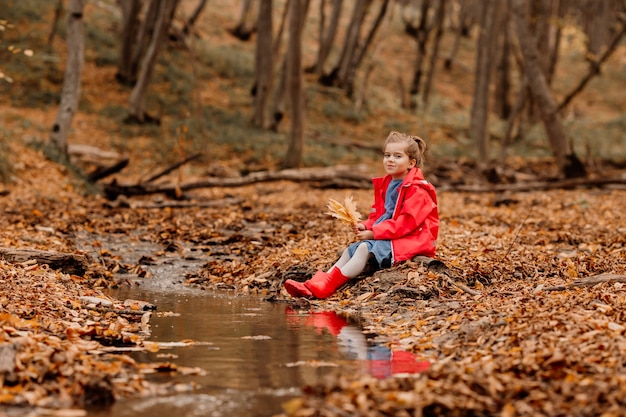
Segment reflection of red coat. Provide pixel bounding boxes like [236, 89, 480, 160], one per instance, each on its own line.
[368, 350, 431, 378]
[362, 167, 439, 262]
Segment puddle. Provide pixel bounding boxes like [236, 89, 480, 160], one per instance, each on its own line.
[86, 290, 356, 417]
[74, 233, 429, 417]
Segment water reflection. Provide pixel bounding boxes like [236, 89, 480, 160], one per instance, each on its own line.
[285, 308, 430, 379]
[87, 291, 359, 417]
[74, 233, 429, 417]
[84, 290, 428, 417]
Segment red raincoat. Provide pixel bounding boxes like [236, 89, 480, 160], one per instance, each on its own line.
[361, 167, 439, 263]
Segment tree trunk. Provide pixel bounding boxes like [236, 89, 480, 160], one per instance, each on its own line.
[269, 58, 288, 131]
[45, 0, 64, 54]
[272, 0, 290, 58]
[129, 0, 159, 85]
[325, 0, 371, 89]
[283, 0, 305, 169]
[50, 0, 85, 160]
[344, 0, 390, 97]
[511, 0, 586, 178]
[128, 0, 178, 123]
[545, 0, 563, 86]
[587, 0, 611, 59]
[116, 0, 143, 85]
[252, 0, 274, 128]
[499, 73, 527, 166]
[270, 0, 309, 132]
[354, 0, 396, 113]
[182, 0, 208, 35]
[408, 0, 431, 109]
[230, 0, 256, 40]
[315, 0, 343, 77]
[469, 0, 496, 171]
[422, 0, 446, 107]
[493, 1, 511, 119]
[444, 0, 469, 70]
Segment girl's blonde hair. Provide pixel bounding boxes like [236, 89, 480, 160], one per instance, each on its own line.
[383, 131, 427, 168]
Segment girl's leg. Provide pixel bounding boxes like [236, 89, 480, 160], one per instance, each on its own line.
[284, 244, 370, 299]
[327, 248, 351, 272]
[337, 243, 371, 279]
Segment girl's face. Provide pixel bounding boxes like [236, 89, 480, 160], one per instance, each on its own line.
[383, 142, 416, 180]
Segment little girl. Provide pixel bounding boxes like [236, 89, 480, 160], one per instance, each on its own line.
[284, 131, 439, 299]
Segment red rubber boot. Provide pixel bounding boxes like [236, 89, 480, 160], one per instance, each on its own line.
[305, 268, 350, 299]
[284, 279, 313, 298]
[284, 268, 350, 299]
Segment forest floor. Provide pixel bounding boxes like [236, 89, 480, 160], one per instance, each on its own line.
[1, 130, 625, 416]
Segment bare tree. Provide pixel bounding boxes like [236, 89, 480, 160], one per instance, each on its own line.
[270, 0, 310, 131]
[557, 15, 626, 112]
[314, 0, 343, 77]
[493, 2, 512, 120]
[444, 0, 473, 70]
[272, 0, 290, 58]
[116, 0, 143, 85]
[128, 0, 179, 124]
[252, 0, 273, 128]
[422, 0, 446, 107]
[469, 0, 497, 170]
[585, 0, 612, 58]
[406, 0, 432, 109]
[545, 0, 564, 86]
[511, 0, 586, 178]
[45, 0, 64, 54]
[283, 0, 305, 168]
[182, 0, 208, 36]
[344, 0, 390, 97]
[230, 0, 256, 40]
[355, 0, 397, 112]
[50, 0, 85, 159]
[322, 0, 372, 89]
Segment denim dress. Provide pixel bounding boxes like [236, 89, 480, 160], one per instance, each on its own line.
[347, 178, 403, 269]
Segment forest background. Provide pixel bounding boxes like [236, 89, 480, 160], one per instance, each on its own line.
[1, 0, 625, 182]
[1, 0, 626, 416]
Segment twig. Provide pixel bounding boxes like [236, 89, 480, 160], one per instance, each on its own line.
[143, 152, 203, 184]
[501, 206, 533, 262]
[542, 274, 626, 292]
[443, 273, 481, 296]
[81, 305, 148, 316]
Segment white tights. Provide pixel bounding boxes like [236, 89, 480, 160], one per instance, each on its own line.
[328, 243, 371, 279]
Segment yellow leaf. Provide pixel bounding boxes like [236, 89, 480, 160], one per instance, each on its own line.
[281, 398, 304, 416]
[326, 195, 362, 225]
[501, 403, 516, 417]
[562, 258, 578, 278]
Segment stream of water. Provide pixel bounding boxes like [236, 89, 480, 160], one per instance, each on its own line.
[76, 233, 429, 417]
[86, 288, 362, 417]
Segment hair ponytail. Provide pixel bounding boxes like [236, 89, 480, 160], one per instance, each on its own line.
[384, 131, 427, 168]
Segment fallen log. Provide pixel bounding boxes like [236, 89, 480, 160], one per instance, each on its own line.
[87, 157, 129, 182]
[68, 144, 129, 182]
[437, 175, 626, 193]
[0, 248, 90, 276]
[103, 166, 373, 199]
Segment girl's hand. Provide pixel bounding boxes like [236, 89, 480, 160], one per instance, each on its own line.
[356, 230, 374, 240]
[353, 223, 366, 234]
